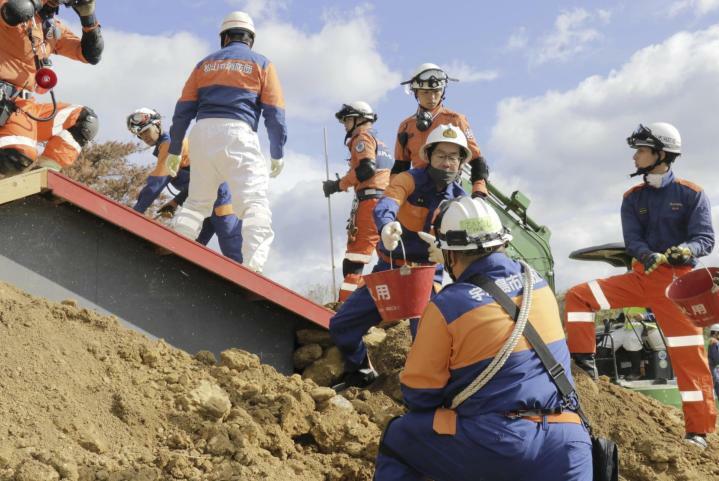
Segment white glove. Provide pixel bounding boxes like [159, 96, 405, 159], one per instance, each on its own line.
[418, 231, 444, 264]
[381, 221, 402, 251]
[270, 158, 284, 178]
[165, 154, 181, 177]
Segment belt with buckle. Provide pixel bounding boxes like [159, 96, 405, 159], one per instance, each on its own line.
[357, 188, 384, 201]
[505, 408, 581, 424]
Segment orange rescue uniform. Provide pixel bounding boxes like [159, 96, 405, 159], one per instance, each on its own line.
[394, 105, 487, 195]
[0, 2, 99, 169]
[337, 128, 390, 301]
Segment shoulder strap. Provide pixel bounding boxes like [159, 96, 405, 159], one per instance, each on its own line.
[468, 270, 593, 430]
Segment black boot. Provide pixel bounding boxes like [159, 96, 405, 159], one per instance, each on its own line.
[573, 354, 598, 380]
[332, 356, 379, 392]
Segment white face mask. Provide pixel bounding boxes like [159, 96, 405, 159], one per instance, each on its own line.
[645, 172, 666, 188]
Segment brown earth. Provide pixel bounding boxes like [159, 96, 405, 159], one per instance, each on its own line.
[299, 323, 719, 481]
[0, 283, 381, 481]
[1, 282, 718, 481]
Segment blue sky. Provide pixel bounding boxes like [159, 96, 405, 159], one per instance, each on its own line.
[52, 0, 719, 297]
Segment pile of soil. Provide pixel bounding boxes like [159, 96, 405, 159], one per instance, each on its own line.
[298, 321, 719, 481]
[0, 283, 384, 481]
[1, 282, 717, 480]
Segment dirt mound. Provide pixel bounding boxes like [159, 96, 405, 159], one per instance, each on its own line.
[298, 321, 719, 481]
[2, 282, 718, 481]
[0, 283, 381, 481]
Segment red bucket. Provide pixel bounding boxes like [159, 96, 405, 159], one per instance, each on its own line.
[364, 243, 436, 322]
[666, 267, 719, 328]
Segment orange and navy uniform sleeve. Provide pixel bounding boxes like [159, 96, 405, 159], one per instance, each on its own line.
[373, 172, 415, 232]
[398, 256, 572, 415]
[400, 302, 452, 410]
[259, 62, 287, 159]
[456, 114, 481, 160]
[339, 132, 377, 191]
[168, 68, 199, 155]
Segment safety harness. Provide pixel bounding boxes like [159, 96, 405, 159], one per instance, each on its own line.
[467, 263, 619, 481]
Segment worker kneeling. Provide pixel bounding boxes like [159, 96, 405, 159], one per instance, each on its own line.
[374, 196, 593, 481]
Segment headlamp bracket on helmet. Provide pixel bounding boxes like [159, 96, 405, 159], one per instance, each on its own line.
[626, 124, 665, 152]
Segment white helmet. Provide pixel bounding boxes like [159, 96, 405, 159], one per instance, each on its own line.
[433, 196, 513, 251]
[419, 124, 472, 163]
[220, 11, 255, 36]
[710, 324, 719, 333]
[401, 63, 457, 90]
[127, 108, 161, 135]
[335, 101, 377, 123]
[627, 122, 681, 154]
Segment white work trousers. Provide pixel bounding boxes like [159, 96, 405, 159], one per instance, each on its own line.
[173, 118, 274, 272]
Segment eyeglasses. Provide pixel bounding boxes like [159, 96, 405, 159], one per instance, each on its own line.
[432, 152, 461, 164]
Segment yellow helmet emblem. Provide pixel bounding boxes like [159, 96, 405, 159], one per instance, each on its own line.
[442, 128, 457, 139]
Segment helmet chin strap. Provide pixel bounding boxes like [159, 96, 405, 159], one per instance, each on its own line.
[630, 151, 665, 177]
[343, 117, 371, 144]
[442, 250, 457, 282]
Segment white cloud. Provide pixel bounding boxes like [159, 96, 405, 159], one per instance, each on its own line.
[441, 60, 499, 84]
[254, 11, 401, 121]
[669, 0, 719, 16]
[506, 27, 529, 50]
[531, 8, 609, 65]
[488, 24, 719, 291]
[225, 0, 289, 20]
[52, 27, 210, 146]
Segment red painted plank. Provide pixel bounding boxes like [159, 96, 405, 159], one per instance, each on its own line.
[46, 171, 332, 328]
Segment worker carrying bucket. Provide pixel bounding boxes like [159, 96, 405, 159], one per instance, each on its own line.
[564, 122, 716, 450]
[373, 195, 593, 481]
[329, 124, 469, 392]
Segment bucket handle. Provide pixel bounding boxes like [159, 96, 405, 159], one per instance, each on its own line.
[695, 259, 719, 293]
[388, 239, 411, 275]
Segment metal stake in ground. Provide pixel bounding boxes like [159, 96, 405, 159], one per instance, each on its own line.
[323, 127, 337, 296]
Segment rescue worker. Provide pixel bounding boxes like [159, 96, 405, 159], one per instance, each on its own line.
[0, 0, 102, 175]
[322, 101, 393, 302]
[374, 196, 592, 481]
[393, 63, 489, 197]
[329, 124, 468, 390]
[126, 108, 243, 263]
[167, 11, 286, 273]
[564, 122, 716, 449]
[709, 324, 719, 397]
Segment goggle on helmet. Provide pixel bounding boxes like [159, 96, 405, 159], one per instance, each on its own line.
[334, 104, 377, 123]
[626, 124, 665, 151]
[127, 110, 161, 135]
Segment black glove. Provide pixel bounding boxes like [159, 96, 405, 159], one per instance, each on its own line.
[71, 0, 95, 17]
[323, 179, 341, 198]
[156, 201, 178, 218]
[641, 252, 667, 274]
[470, 156, 489, 183]
[665, 245, 693, 266]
